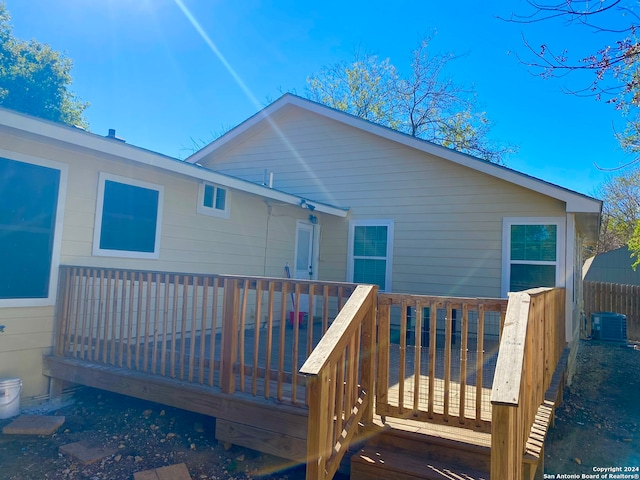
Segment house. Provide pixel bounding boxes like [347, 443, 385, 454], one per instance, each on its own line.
[0, 94, 601, 405]
[0, 106, 346, 400]
[187, 94, 602, 348]
[583, 245, 640, 285]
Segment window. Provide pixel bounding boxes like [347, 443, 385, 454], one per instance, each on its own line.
[347, 220, 394, 291]
[502, 218, 565, 296]
[197, 182, 230, 218]
[0, 155, 66, 306]
[93, 173, 163, 259]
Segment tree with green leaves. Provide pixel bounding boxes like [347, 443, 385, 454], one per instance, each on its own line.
[0, 3, 88, 127]
[305, 37, 512, 163]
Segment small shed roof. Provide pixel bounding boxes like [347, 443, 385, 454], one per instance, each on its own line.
[583, 246, 640, 285]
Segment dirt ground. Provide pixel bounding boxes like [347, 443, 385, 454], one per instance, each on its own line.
[0, 339, 638, 480]
[0, 388, 309, 480]
[544, 339, 640, 477]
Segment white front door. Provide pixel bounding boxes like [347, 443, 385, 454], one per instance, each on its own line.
[293, 221, 318, 317]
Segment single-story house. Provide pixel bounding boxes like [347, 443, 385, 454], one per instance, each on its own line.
[0, 94, 601, 402]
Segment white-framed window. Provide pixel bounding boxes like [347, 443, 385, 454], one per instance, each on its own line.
[347, 219, 394, 292]
[0, 153, 67, 307]
[197, 182, 230, 219]
[501, 217, 565, 297]
[93, 173, 164, 259]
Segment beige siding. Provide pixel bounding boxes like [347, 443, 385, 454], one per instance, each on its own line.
[0, 307, 55, 398]
[200, 106, 567, 297]
[0, 128, 334, 399]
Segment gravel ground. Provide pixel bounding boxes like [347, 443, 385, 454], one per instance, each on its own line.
[0, 388, 308, 480]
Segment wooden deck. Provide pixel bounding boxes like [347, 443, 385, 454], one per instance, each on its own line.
[45, 321, 496, 461]
[45, 266, 569, 480]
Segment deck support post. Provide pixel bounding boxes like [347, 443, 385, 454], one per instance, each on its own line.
[221, 278, 240, 394]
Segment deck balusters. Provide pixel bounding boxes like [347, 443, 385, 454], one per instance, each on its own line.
[55, 265, 355, 407]
[376, 293, 508, 432]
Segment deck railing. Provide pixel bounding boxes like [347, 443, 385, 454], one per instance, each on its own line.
[54, 266, 570, 480]
[490, 287, 566, 480]
[375, 293, 507, 432]
[300, 284, 378, 480]
[54, 265, 355, 407]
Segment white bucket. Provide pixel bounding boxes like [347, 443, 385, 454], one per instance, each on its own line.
[0, 378, 22, 419]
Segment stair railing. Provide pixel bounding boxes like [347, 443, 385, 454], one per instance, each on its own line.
[490, 287, 565, 479]
[300, 284, 378, 480]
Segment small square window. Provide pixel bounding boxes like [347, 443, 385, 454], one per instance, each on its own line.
[93, 173, 163, 259]
[198, 182, 230, 218]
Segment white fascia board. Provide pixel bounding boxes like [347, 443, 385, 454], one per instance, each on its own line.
[0, 108, 348, 218]
[189, 94, 603, 215]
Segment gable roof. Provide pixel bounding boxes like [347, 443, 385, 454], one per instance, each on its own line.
[187, 93, 602, 215]
[0, 106, 348, 217]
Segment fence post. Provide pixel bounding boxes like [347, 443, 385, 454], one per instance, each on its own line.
[221, 278, 239, 394]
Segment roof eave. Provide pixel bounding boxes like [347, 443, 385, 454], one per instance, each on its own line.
[0, 107, 348, 218]
[188, 94, 603, 216]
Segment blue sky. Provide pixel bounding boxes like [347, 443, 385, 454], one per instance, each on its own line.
[6, 0, 634, 197]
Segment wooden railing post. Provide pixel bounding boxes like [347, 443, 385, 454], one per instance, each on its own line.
[376, 297, 390, 418]
[305, 367, 330, 480]
[221, 278, 240, 394]
[53, 266, 71, 357]
[491, 403, 522, 480]
[360, 286, 378, 424]
[490, 291, 530, 480]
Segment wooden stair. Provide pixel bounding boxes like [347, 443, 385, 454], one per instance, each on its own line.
[350, 426, 490, 480]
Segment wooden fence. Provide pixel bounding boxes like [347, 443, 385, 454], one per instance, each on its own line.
[584, 281, 640, 341]
[490, 288, 566, 480]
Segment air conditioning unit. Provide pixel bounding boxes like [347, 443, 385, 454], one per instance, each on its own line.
[591, 312, 627, 343]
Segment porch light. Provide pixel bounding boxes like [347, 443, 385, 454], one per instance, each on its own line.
[300, 199, 315, 211]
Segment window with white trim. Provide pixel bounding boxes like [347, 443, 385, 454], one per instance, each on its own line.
[0, 156, 64, 304]
[347, 220, 394, 291]
[93, 173, 163, 259]
[197, 182, 230, 218]
[502, 217, 565, 296]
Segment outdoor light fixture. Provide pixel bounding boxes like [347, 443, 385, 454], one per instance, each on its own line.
[300, 199, 316, 211]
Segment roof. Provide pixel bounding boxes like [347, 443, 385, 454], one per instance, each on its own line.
[0, 106, 348, 217]
[187, 94, 603, 216]
[583, 246, 640, 285]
